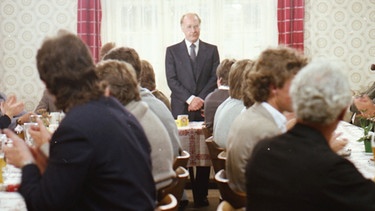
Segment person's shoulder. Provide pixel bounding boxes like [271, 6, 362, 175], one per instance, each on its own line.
[199, 40, 218, 48]
[167, 40, 184, 49]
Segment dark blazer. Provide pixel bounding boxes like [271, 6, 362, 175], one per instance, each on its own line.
[204, 88, 229, 133]
[20, 96, 156, 211]
[0, 115, 11, 129]
[246, 123, 375, 211]
[35, 89, 59, 113]
[166, 40, 220, 121]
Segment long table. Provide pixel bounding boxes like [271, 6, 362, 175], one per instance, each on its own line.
[0, 165, 26, 211]
[0, 121, 373, 210]
[335, 121, 375, 179]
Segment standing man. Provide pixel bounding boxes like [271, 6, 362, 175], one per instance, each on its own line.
[165, 13, 220, 207]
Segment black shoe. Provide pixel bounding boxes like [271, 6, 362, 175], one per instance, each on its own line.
[194, 198, 209, 208]
[178, 200, 189, 211]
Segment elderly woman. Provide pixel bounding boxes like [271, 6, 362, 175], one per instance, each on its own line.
[96, 59, 175, 191]
[3, 30, 156, 210]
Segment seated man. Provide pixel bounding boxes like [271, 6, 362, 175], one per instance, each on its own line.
[96, 59, 175, 190]
[246, 59, 375, 210]
[226, 46, 308, 194]
[140, 59, 171, 111]
[213, 59, 253, 148]
[204, 59, 235, 134]
[0, 95, 24, 129]
[102, 46, 181, 157]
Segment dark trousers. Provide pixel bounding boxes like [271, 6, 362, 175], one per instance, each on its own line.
[189, 166, 210, 203]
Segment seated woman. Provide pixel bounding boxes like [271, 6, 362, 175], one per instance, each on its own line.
[96, 59, 175, 191]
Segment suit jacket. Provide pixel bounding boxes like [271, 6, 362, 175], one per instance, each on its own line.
[20, 96, 156, 211]
[166, 40, 220, 121]
[35, 90, 59, 113]
[226, 102, 281, 193]
[204, 88, 229, 133]
[246, 123, 375, 210]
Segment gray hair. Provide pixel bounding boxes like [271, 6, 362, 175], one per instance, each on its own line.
[290, 59, 352, 124]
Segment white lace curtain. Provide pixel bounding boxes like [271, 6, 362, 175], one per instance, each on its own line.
[101, 0, 278, 96]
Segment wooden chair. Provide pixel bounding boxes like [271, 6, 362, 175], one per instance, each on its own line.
[173, 150, 190, 170]
[155, 194, 178, 211]
[202, 124, 213, 139]
[205, 136, 225, 173]
[215, 169, 246, 209]
[217, 200, 245, 211]
[157, 166, 189, 203]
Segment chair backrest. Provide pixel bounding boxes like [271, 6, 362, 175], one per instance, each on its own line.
[173, 150, 190, 170]
[157, 166, 189, 203]
[218, 151, 227, 160]
[216, 200, 240, 211]
[205, 136, 225, 173]
[202, 124, 213, 139]
[215, 169, 246, 209]
[156, 194, 178, 211]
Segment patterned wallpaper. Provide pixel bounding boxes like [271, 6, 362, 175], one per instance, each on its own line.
[0, 0, 76, 111]
[1, 0, 374, 111]
[305, 0, 375, 93]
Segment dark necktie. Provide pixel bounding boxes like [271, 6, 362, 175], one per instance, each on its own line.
[190, 44, 196, 62]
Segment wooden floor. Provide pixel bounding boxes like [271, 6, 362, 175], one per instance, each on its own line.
[183, 189, 221, 211]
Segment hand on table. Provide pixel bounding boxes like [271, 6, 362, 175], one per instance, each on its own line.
[188, 97, 204, 111]
[329, 131, 348, 152]
[17, 112, 35, 125]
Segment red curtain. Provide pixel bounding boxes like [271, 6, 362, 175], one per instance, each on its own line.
[77, 0, 102, 63]
[277, 0, 304, 51]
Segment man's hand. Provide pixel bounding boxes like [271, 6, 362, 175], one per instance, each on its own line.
[29, 118, 52, 148]
[188, 97, 204, 111]
[329, 132, 348, 152]
[3, 129, 35, 168]
[1, 95, 24, 118]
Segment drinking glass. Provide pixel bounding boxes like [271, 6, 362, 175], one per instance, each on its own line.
[23, 122, 38, 146]
[0, 134, 7, 183]
[371, 132, 375, 161]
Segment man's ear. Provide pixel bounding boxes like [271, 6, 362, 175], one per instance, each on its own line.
[104, 86, 111, 97]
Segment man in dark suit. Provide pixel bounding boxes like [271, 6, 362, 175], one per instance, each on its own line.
[165, 13, 220, 207]
[246, 60, 375, 210]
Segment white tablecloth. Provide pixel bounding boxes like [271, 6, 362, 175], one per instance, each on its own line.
[335, 121, 375, 179]
[178, 121, 211, 167]
[0, 165, 26, 211]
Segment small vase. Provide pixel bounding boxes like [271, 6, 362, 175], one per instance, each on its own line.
[364, 139, 372, 153]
